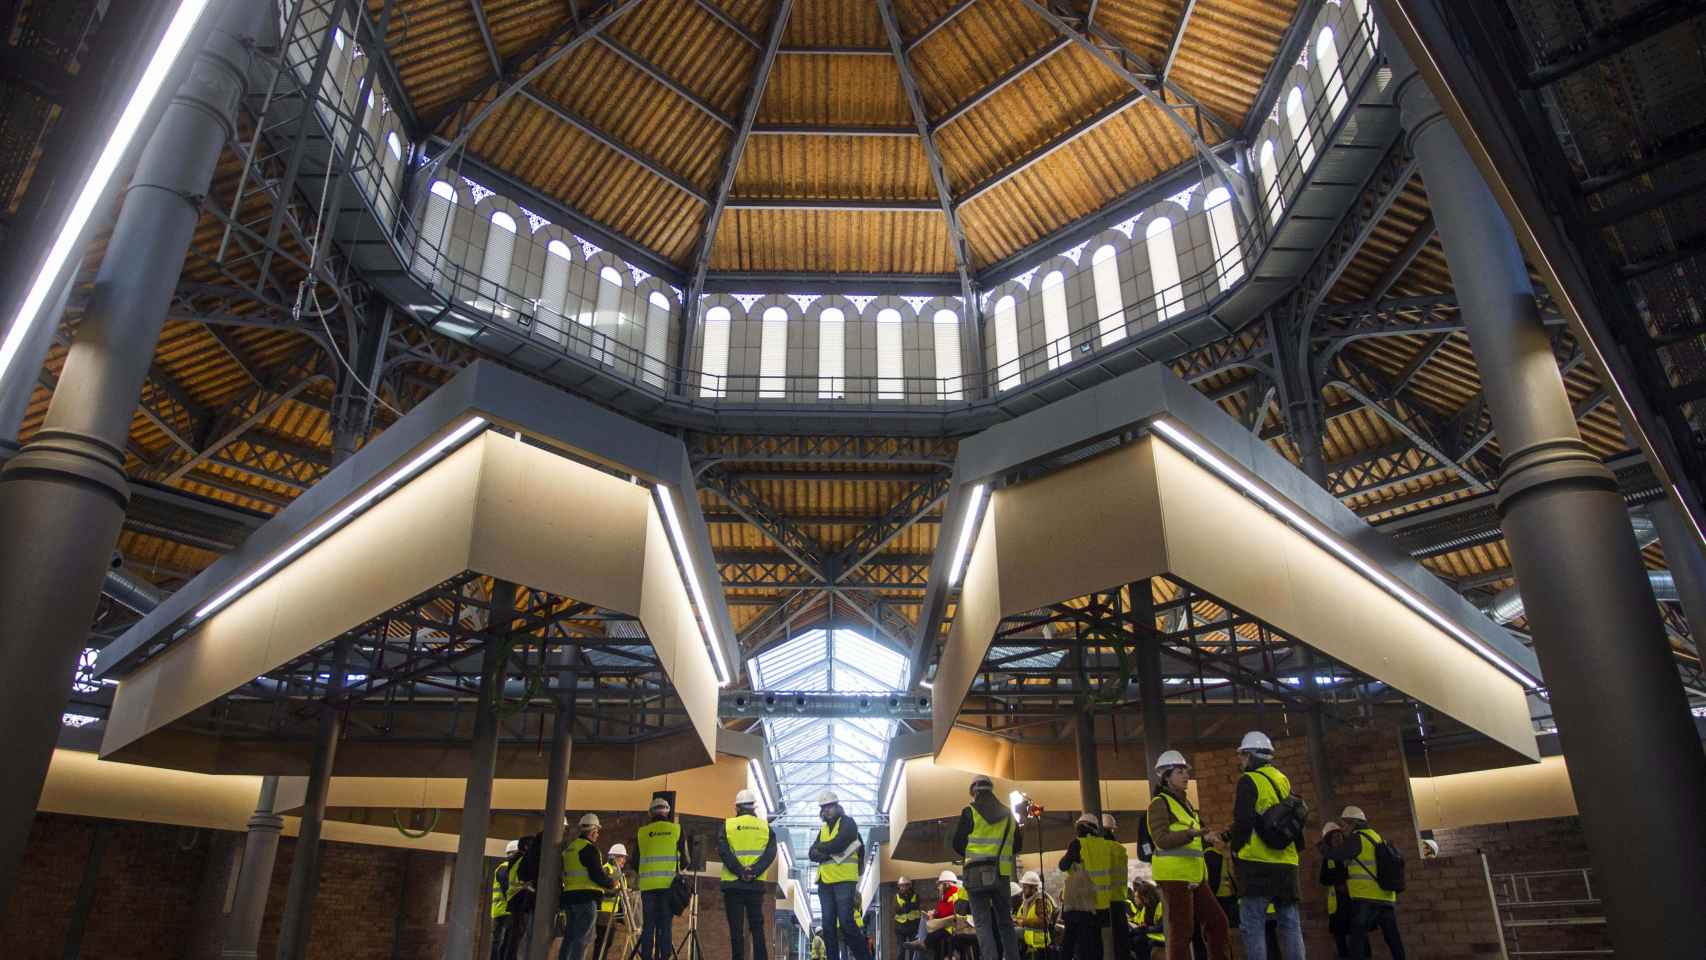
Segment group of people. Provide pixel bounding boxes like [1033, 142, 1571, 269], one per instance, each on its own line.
[487, 788, 778, 960]
[890, 731, 1408, 960]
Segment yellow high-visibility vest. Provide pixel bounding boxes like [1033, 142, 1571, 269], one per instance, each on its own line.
[1234, 766, 1299, 867]
[965, 805, 1017, 880]
[1018, 895, 1051, 948]
[636, 820, 682, 892]
[1345, 829, 1396, 904]
[895, 892, 921, 926]
[1146, 901, 1165, 944]
[818, 818, 860, 884]
[1078, 836, 1116, 910]
[1151, 793, 1206, 884]
[721, 814, 771, 882]
[492, 861, 514, 919]
[600, 862, 623, 914]
[564, 837, 603, 893]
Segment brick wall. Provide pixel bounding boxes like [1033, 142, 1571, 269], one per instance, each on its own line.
[1431, 817, 1605, 956]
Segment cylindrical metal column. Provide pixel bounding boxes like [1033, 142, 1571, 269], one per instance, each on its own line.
[1137, 643, 1168, 778]
[1385, 27, 1706, 956]
[1652, 499, 1706, 644]
[0, 0, 266, 915]
[0, 281, 67, 453]
[222, 777, 284, 960]
[878, 881, 896, 960]
[276, 640, 352, 960]
[448, 581, 517, 960]
[1299, 653, 1336, 818]
[1073, 708, 1102, 817]
[530, 678, 576, 960]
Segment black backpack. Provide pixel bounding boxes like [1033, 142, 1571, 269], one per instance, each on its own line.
[1135, 812, 1154, 863]
[1356, 831, 1407, 893]
[1250, 768, 1308, 850]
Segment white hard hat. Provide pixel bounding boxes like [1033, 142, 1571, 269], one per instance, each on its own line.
[1237, 731, 1274, 754]
[608, 843, 628, 857]
[579, 813, 602, 829]
[969, 775, 994, 795]
[1076, 813, 1098, 828]
[1153, 749, 1189, 772]
[1320, 822, 1341, 841]
[1340, 805, 1367, 821]
[650, 797, 672, 813]
[817, 790, 840, 806]
[505, 840, 521, 855]
[1422, 839, 1440, 857]
[1020, 871, 1041, 887]
[734, 789, 757, 807]
[937, 870, 957, 884]
[1010, 881, 1021, 898]
[898, 876, 912, 885]
[1100, 814, 1117, 830]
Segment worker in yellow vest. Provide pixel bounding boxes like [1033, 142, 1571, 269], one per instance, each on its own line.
[1059, 814, 1110, 960]
[810, 927, 828, 960]
[1014, 871, 1054, 960]
[1100, 815, 1132, 960]
[561, 814, 616, 960]
[952, 775, 1023, 960]
[809, 790, 871, 960]
[1322, 806, 1405, 960]
[1228, 732, 1303, 960]
[895, 876, 922, 953]
[1147, 750, 1230, 959]
[491, 839, 523, 960]
[635, 797, 685, 960]
[591, 844, 629, 960]
[719, 789, 777, 960]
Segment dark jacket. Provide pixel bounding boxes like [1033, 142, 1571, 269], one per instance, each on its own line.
[718, 817, 778, 892]
[1058, 836, 1086, 872]
[809, 811, 862, 875]
[951, 792, 1020, 860]
[561, 832, 616, 905]
[1205, 849, 1233, 899]
[894, 890, 921, 939]
[1229, 762, 1300, 901]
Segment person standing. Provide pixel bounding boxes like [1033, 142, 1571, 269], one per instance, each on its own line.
[719, 789, 777, 960]
[493, 840, 524, 960]
[561, 814, 616, 960]
[1147, 750, 1230, 960]
[1228, 732, 1305, 960]
[635, 798, 686, 960]
[1058, 815, 1107, 960]
[591, 843, 630, 960]
[1323, 807, 1404, 960]
[1014, 871, 1054, 960]
[810, 791, 871, 960]
[1317, 823, 1352, 960]
[951, 775, 1024, 960]
[1100, 815, 1133, 960]
[895, 876, 923, 954]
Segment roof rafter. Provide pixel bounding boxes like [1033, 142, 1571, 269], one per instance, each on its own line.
[467, 0, 503, 76]
[518, 87, 712, 204]
[594, 35, 737, 130]
[931, 37, 1070, 133]
[1161, 0, 1199, 81]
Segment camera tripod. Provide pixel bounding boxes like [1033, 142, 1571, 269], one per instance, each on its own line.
[622, 875, 702, 960]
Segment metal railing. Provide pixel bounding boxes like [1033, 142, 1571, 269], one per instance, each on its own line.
[1485, 863, 1612, 958]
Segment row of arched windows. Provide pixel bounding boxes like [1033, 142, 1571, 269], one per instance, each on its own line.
[698, 306, 964, 402]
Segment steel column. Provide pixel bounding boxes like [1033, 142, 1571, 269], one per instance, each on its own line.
[1299, 652, 1336, 818]
[277, 638, 353, 960]
[447, 580, 517, 960]
[0, 279, 67, 454]
[1651, 499, 1706, 645]
[1385, 25, 1706, 957]
[1132, 586, 1168, 776]
[0, 0, 266, 916]
[1073, 708, 1102, 817]
[222, 777, 285, 960]
[529, 677, 576, 960]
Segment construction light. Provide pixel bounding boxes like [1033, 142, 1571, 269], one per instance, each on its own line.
[656, 486, 732, 686]
[946, 484, 987, 587]
[1148, 418, 1539, 690]
[193, 417, 487, 624]
[0, 0, 219, 386]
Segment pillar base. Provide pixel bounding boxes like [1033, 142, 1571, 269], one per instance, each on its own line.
[0, 428, 130, 507]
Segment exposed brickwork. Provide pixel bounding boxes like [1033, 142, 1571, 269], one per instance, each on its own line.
[1432, 817, 1606, 956]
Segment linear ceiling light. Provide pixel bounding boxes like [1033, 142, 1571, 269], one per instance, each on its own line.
[747, 758, 775, 818]
[655, 486, 732, 686]
[880, 757, 904, 815]
[946, 484, 988, 587]
[1149, 418, 1539, 691]
[0, 0, 218, 385]
[192, 417, 488, 624]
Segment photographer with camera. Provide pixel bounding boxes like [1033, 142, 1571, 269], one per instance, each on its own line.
[951, 776, 1024, 960]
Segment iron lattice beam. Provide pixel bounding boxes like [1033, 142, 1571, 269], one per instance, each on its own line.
[700, 466, 831, 580]
[689, 435, 958, 470]
[468, 0, 503, 75]
[1364, 214, 1436, 304]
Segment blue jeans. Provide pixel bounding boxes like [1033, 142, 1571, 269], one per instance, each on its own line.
[818, 883, 871, 960]
[560, 899, 599, 960]
[967, 887, 1022, 960]
[640, 889, 674, 960]
[1238, 897, 1304, 960]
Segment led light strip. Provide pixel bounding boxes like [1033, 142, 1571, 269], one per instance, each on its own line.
[880, 757, 904, 815]
[193, 417, 488, 624]
[946, 484, 987, 587]
[1149, 419, 1539, 690]
[655, 486, 733, 687]
[747, 758, 775, 819]
[0, 0, 218, 384]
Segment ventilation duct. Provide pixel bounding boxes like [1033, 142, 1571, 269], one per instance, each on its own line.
[104, 553, 165, 615]
[1484, 513, 1672, 624]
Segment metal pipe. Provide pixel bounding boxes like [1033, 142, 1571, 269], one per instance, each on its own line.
[222, 777, 284, 960]
[1073, 708, 1101, 817]
[447, 580, 516, 960]
[1483, 514, 1665, 623]
[530, 676, 575, 960]
[276, 639, 351, 960]
[1384, 17, 1706, 956]
[0, 278, 69, 454]
[0, 0, 265, 915]
[1651, 499, 1706, 646]
[104, 554, 165, 615]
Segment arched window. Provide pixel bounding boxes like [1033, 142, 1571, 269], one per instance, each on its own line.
[1091, 245, 1125, 346]
[387, 131, 403, 162]
[1041, 270, 1070, 370]
[1351, 0, 1378, 56]
[994, 295, 1020, 391]
[1204, 187, 1245, 288]
[701, 305, 731, 397]
[412, 180, 458, 286]
[1146, 217, 1184, 321]
[643, 291, 671, 388]
[818, 307, 845, 399]
[876, 308, 904, 400]
[933, 309, 962, 401]
[591, 265, 624, 366]
[477, 210, 517, 310]
[536, 239, 574, 344]
[759, 306, 788, 398]
[1316, 28, 1347, 120]
[1285, 86, 1316, 173]
[1258, 140, 1284, 222]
